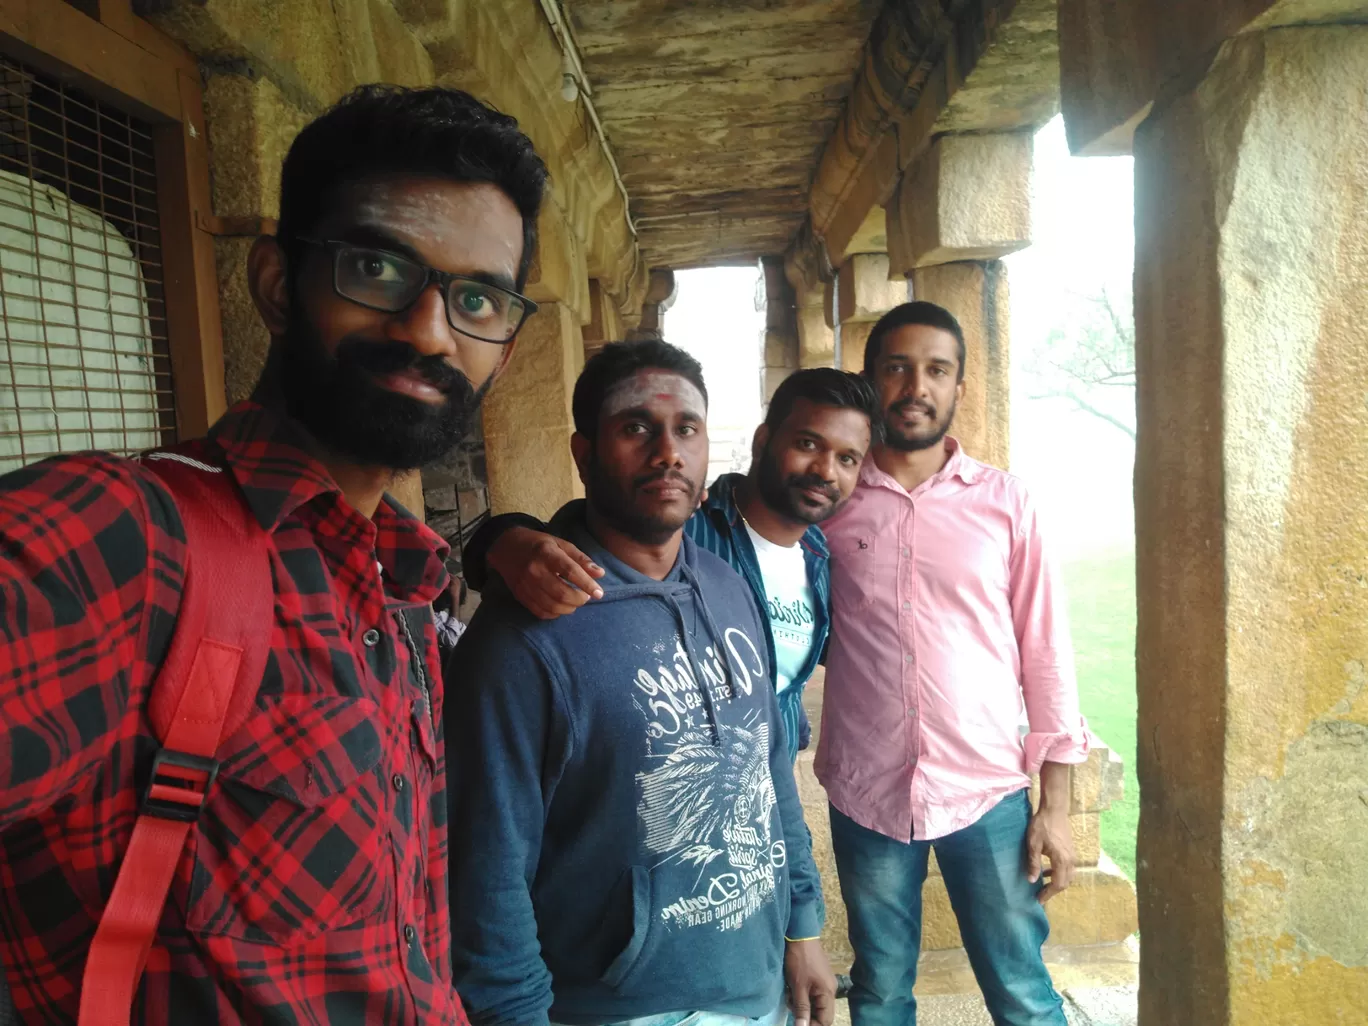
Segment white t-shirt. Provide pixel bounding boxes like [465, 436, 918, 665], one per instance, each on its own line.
[744, 522, 817, 694]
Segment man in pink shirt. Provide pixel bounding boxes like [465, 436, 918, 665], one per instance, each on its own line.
[816, 301, 1091, 1026]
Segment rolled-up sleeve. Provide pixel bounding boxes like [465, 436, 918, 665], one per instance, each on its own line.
[1009, 493, 1093, 773]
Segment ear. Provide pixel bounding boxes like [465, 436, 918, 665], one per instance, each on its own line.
[751, 423, 770, 463]
[570, 431, 592, 488]
[955, 378, 967, 404]
[248, 235, 291, 336]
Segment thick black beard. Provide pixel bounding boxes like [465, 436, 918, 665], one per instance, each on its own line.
[279, 307, 490, 470]
[586, 457, 702, 546]
[754, 446, 840, 526]
[883, 400, 957, 453]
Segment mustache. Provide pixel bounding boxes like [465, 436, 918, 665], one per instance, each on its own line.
[892, 398, 936, 418]
[787, 473, 838, 502]
[334, 336, 463, 393]
[634, 469, 698, 492]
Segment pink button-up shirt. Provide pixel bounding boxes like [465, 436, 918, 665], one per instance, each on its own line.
[815, 439, 1090, 842]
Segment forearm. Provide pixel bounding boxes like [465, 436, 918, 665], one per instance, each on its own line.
[1037, 760, 1071, 814]
[461, 512, 546, 591]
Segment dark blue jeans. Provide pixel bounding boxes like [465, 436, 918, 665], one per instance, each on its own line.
[829, 791, 1066, 1026]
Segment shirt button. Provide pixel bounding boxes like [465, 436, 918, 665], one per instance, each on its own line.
[903, 601, 912, 610]
[905, 654, 914, 663]
[901, 547, 910, 557]
[392, 774, 405, 791]
[908, 707, 916, 718]
[363, 628, 381, 647]
[404, 924, 416, 944]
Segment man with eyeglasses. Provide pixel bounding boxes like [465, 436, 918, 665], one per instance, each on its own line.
[0, 85, 544, 1026]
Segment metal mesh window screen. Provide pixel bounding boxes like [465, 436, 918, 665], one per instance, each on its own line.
[0, 54, 176, 476]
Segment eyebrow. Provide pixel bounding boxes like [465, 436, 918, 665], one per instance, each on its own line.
[613, 405, 705, 423]
[334, 222, 520, 293]
[794, 428, 866, 457]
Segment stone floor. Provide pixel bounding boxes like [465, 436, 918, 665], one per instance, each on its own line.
[827, 938, 1140, 1026]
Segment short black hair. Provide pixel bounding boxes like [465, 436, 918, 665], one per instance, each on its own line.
[277, 84, 548, 288]
[764, 368, 883, 444]
[863, 301, 966, 381]
[572, 340, 709, 438]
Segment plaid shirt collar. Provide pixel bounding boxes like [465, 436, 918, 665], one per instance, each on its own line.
[208, 401, 449, 606]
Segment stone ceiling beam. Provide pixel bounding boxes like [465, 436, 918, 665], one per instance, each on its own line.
[1059, 0, 1368, 155]
[804, 0, 1050, 266]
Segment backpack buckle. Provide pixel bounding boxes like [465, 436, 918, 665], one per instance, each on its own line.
[142, 748, 220, 822]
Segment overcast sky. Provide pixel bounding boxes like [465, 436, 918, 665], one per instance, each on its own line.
[665, 115, 1138, 557]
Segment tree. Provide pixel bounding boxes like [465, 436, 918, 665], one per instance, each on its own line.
[1024, 286, 1136, 440]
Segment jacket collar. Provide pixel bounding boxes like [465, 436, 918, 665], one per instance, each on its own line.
[705, 471, 830, 560]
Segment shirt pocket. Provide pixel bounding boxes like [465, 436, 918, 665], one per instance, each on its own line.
[185, 694, 392, 946]
[836, 532, 897, 610]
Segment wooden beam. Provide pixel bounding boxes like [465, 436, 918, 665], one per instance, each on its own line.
[0, 0, 182, 120]
[154, 68, 227, 438]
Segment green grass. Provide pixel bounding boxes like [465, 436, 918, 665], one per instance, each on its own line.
[1062, 547, 1138, 880]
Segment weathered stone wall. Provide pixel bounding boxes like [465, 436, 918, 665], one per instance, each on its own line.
[1132, 23, 1368, 1024]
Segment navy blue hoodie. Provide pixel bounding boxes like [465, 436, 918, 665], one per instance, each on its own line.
[446, 508, 825, 1026]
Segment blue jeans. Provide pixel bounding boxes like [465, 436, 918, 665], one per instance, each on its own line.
[829, 791, 1066, 1026]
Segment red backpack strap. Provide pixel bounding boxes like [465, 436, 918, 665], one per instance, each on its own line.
[78, 448, 273, 1026]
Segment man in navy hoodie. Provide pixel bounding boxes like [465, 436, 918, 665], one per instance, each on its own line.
[446, 340, 834, 1026]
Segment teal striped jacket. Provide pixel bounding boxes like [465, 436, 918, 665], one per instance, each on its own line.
[688, 473, 831, 764]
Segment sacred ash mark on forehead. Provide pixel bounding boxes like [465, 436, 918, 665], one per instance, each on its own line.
[602, 370, 707, 421]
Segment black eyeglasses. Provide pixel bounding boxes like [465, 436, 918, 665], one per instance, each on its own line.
[296, 238, 537, 344]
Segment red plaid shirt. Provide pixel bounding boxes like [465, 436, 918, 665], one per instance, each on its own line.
[0, 402, 469, 1026]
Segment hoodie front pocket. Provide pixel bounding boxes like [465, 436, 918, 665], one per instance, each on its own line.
[599, 865, 655, 988]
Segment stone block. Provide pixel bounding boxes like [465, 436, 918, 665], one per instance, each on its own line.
[367, 0, 434, 87]
[202, 73, 309, 219]
[1071, 744, 1126, 814]
[887, 132, 1033, 275]
[214, 236, 268, 405]
[483, 301, 582, 521]
[910, 261, 1010, 469]
[584, 279, 625, 347]
[766, 329, 799, 370]
[526, 198, 590, 325]
[1043, 856, 1138, 948]
[765, 367, 794, 404]
[797, 293, 835, 369]
[839, 321, 874, 375]
[837, 253, 902, 325]
[1072, 811, 1101, 869]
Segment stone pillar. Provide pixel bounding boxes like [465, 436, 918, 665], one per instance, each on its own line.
[796, 287, 835, 369]
[834, 252, 902, 373]
[761, 257, 799, 401]
[1131, 25, 1368, 1025]
[626, 268, 677, 342]
[482, 301, 584, 521]
[887, 131, 1031, 469]
[583, 278, 624, 361]
[909, 261, 1011, 470]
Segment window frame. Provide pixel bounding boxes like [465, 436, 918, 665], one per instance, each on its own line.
[0, 0, 226, 439]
